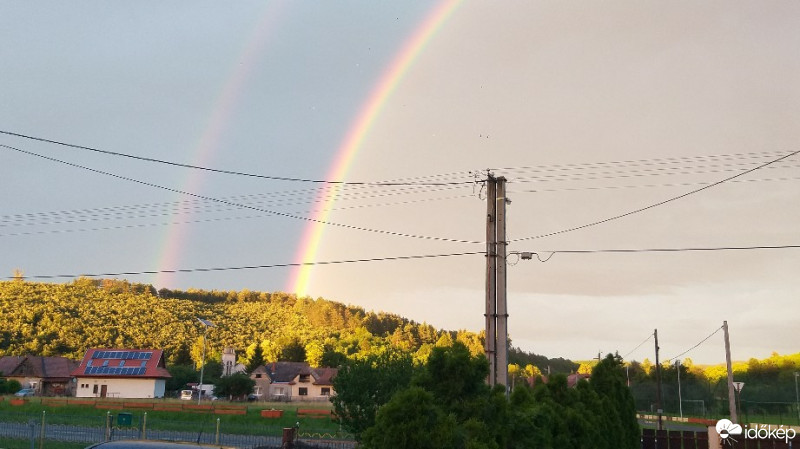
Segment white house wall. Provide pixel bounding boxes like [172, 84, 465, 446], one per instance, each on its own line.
[290, 383, 334, 401]
[75, 377, 165, 399]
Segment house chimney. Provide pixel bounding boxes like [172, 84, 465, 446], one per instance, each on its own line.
[271, 362, 276, 375]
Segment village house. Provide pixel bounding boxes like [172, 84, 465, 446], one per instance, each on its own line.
[250, 362, 337, 402]
[71, 348, 171, 399]
[0, 355, 79, 396]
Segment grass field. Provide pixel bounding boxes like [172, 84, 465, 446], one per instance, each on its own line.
[0, 437, 89, 449]
[0, 396, 342, 437]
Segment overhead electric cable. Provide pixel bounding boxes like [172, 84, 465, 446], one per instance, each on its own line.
[0, 130, 472, 186]
[0, 190, 472, 230]
[0, 193, 475, 238]
[0, 144, 484, 244]
[507, 175, 800, 196]
[8, 251, 486, 280]
[510, 149, 800, 242]
[513, 245, 800, 258]
[622, 333, 654, 360]
[664, 326, 724, 363]
[506, 162, 798, 185]
[492, 149, 792, 173]
[0, 214, 267, 238]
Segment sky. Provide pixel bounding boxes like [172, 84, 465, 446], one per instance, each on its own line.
[1, 1, 799, 365]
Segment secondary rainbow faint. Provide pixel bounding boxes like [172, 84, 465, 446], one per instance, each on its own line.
[153, 3, 285, 290]
[288, 0, 462, 297]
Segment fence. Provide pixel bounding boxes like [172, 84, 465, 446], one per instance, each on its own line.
[0, 411, 357, 449]
[641, 427, 797, 448]
[641, 429, 709, 449]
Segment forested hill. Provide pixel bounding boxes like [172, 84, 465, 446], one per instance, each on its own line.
[0, 278, 577, 372]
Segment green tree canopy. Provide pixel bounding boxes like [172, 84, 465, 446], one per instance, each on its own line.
[331, 351, 415, 439]
[214, 373, 255, 399]
[361, 387, 458, 449]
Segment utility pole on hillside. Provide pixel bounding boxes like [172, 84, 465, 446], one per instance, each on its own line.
[485, 174, 509, 395]
[654, 328, 663, 431]
[724, 321, 738, 423]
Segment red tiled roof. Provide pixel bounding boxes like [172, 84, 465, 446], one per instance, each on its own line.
[71, 348, 171, 379]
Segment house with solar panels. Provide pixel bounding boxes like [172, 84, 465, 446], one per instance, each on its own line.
[71, 349, 171, 399]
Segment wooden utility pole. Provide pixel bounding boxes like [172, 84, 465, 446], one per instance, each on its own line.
[723, 321, 738, 423]
[484, 175, 497, 387]
[654, 328, 663, 430]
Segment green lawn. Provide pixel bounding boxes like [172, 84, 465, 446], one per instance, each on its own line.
[0, 397, 344, 438]
[0, 437, 88, 449]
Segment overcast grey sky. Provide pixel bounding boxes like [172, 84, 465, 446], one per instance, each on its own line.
[2, 1, 798, 364]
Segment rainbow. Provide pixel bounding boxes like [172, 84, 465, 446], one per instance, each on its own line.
[154, 3, 285, 289]
[288, 0, 462, 296]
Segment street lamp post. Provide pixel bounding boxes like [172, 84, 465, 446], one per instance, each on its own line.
[733, 381, 745, 422]
[197, 318, 216, 405]
[794, 372, 799, 425]
[676, 360, 683, 419]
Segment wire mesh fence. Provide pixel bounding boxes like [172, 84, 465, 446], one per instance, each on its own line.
[0, 411, 357, 449]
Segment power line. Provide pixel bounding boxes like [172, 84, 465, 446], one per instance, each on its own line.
[510, 149, 800, 243]
[0, 144, 484, 244]
[507, 175, 800, 196]
[8, 251, 486, 280]
[506, 162, 799, 185]
[0, 194, 476, 238]
[622, 333, 654, 360]
[512, 245, 800, 261]
[0, 183, 471, 228]
[664, 326, 724, 363]
[0, 191, 473, 231]
[0, 214, 266, 238]
[0, 130, 473, 186]
[493, 149, 793, 174]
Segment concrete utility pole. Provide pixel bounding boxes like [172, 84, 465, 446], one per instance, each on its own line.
[496, 177, 509, 393]
[484, 175, 509, 394]
[723, 321, 738, 423]
[654, 328, 663, 431]
[484, 176, 497, 388]
[197, 318, 216, 405]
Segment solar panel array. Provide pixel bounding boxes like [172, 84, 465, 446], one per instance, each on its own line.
[91, 351, 152, 360]
[84, 366, 147, 376]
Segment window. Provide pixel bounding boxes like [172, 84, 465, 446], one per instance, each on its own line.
[93, 385, 98, 394]
[298, 387, 308, 396]
[321, 387, 330, 396]
[299, 374, 310, 383]
[255, 374, 262, 378]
